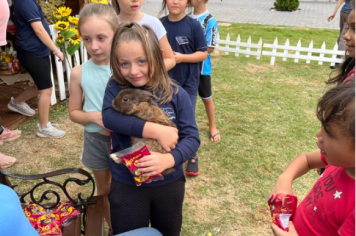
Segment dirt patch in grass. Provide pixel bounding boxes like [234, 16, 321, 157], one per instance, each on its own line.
[246, 63, 270, 74]
[218, 22, 231, 27]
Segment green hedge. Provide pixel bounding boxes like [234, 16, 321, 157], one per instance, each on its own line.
[274, 0, 300, 11]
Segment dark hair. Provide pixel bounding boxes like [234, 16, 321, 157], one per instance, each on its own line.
[111, 0, 120, 14]
[326, 57, 355, 85]
[158, 0, 192, 17]
[317, 80, 355, 138]
[110, 23, 178, 104]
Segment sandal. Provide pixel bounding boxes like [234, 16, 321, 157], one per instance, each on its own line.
[0, 152, 17, 169]
[210, 130, 221, 142]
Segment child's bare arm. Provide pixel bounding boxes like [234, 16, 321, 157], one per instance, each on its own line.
[272, 150, 326, 195]
[174, 51, 208, 64]
[68, 66, 105, 128]
[160, 35, 176, 70]
[208, 47, 215, 53]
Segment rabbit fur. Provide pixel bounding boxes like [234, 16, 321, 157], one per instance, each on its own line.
[111, 88, 176, 175]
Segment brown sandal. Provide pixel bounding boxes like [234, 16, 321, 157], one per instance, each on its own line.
[0, 152, 17, 169]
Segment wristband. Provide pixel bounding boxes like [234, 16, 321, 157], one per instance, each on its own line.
[53, 49, 60, 55]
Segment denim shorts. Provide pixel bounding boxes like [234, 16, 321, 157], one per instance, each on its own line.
[81, 130, 111, 171]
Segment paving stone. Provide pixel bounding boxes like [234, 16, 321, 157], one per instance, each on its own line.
[141, 0, 340, 29]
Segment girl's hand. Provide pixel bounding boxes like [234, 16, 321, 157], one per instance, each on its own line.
[156, 125, 178, 152]
[271, 175, 294, 197]
[90, 112, 105, 127]
[174, 52, 184, 64]
[271, 222, 298, 236]
[327, 14, 336, 22]
[55, 51, 64, 62]
[136, 152, 175, 176]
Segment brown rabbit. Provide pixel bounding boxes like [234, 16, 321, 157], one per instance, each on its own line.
[111, 88, 176, 175]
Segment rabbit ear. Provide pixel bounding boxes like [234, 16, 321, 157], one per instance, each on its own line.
[139, 90, 153, 102]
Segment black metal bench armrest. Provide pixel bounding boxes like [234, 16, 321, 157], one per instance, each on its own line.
[0, 168, 96, 209]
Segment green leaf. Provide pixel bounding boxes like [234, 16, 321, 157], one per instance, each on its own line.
[55, 41, 64, 47]
[66, 43, 80, 56]
[62, 30, 76, 40]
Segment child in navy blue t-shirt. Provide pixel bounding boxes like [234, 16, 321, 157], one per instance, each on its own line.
[160, 0, 207, 176]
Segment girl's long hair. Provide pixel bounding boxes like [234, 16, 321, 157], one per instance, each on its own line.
[78, 3, 119, 36]
[327, 57, 355, 85]
[110, 23, 178, 104]
[111, 0, 121, 14]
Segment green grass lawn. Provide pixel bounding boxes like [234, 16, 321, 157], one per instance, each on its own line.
[1, 23, 339, 236]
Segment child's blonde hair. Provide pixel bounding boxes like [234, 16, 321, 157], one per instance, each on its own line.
[110, 23, 178, 104]
[78, 3, 119, 35]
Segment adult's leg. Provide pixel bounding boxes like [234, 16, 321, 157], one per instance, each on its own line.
[37, 87, 52, 128]
[13, 85, 38, 104]
[93, 169, 112, 230]
[338, 12, 349, 51]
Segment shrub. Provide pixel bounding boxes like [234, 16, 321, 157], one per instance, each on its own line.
[274, 0, 300, 11]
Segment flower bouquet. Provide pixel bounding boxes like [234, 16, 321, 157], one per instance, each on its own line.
[53, 7, 81, 61]
[0, 41, 20, 75]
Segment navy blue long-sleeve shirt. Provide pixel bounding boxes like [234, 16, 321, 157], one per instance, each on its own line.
[102, 79, 200, 186]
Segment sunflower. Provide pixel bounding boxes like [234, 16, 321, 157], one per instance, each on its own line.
[68, 29, 82, 45]
[55, 21, 69, 31]
[91, 0, 99, 2]
[57, 7, 72, 17]
[53, 10, 62, 20]
[56, 34, 65, 44]
[68, 16, 79, 26]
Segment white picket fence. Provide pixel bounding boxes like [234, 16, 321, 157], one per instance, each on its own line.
[46, 30, 345, 105]
[215, 33, 345, 66]
[48, 24, 88, 105]
[215, 34, 263, 59]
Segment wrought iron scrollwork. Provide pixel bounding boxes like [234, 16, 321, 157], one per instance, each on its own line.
[0, 168, 96, 209]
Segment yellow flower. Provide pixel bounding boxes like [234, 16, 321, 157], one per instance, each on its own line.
[55, 21, 69, 31]
[68, 16, 79, 26]
[53, 10, 62, 19]
[68, 28, 82, 45]
[56, 34, 65, 44]
[90, 0, 108, 4]
[57, 7, 72, 17]
[208, 233, 212, 236]
[98, 0, 109, 5]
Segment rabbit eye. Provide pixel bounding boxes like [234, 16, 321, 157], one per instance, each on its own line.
[122, 97, 129, 102]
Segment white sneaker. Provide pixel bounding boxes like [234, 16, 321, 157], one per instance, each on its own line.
[7, 97, 35, 116]
[37, 122, 66, 138]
